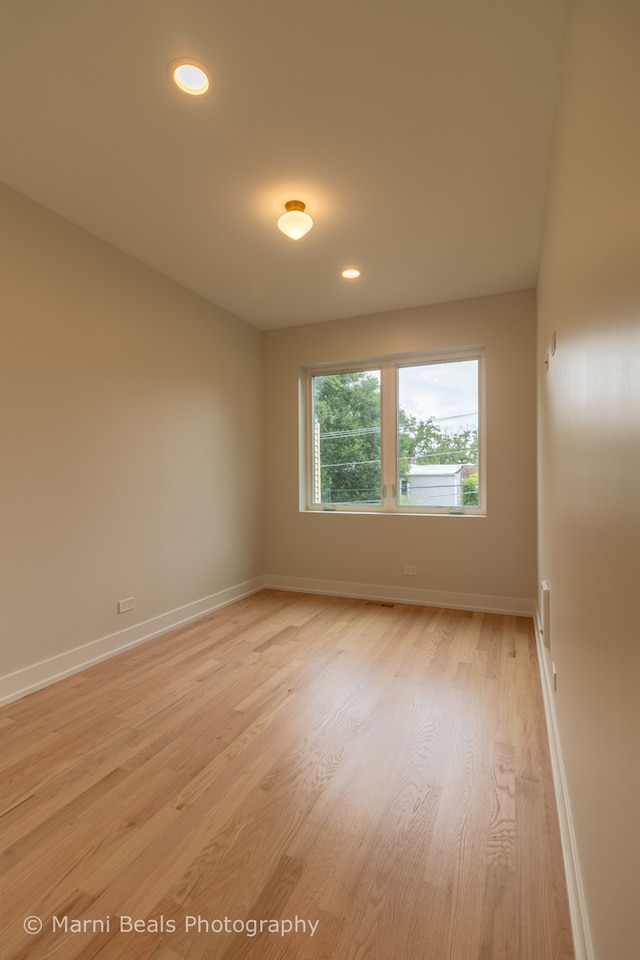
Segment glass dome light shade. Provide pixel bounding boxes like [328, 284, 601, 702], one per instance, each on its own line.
[277, 200, 313, 240]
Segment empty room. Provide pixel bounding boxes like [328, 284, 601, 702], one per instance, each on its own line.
[1, 2, 638, 959]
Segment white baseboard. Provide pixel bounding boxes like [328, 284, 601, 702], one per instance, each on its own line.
[0, 577, 266, 707]
[265, 574, 534, 617]
[0, 574, 534, 707]
[534, 612, 594, 960]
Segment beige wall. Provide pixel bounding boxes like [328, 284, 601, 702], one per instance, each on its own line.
[537, 1, 640, 958]
[0, 183, 264, 682]
[264, 290, 537, 612]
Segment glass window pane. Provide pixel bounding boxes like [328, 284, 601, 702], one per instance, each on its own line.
[398, 360, 479, 508]
[312, 370, 381, 505]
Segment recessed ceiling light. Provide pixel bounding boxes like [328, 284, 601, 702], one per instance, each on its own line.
[341, 268, 361, 279]
[171, 60, 210, 95]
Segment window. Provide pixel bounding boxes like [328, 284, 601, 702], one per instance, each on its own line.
[304, 351, 484, 514]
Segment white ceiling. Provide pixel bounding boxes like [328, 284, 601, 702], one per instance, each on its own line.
[0, 0, 567, 330]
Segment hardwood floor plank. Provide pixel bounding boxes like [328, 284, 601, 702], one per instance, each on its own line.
[0, 591, 574, 960]
[486, 740, 516, 871]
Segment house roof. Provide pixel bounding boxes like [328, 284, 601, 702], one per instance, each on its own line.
[408, 464, 464, 476]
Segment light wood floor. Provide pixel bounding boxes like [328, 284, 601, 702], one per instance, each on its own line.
[0, 591, 574, 960]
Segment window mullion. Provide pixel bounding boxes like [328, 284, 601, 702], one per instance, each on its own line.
[380, 365, 397, 510]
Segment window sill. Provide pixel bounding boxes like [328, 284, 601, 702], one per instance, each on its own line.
[302, 507, 486, 518]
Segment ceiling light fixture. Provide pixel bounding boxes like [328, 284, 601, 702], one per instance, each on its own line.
[171, 61, 210, 95]
[341, 268, 361, 279]
[277, 200, 313, 240]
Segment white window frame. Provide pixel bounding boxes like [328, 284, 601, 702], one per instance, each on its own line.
[301, 348, 486, 516]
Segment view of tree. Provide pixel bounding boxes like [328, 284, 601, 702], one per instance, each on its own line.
[462, 472, 479, 506]
[398, 410, 478, 478]
[312, 370, 479, 505]
[312, 371, 381, 503]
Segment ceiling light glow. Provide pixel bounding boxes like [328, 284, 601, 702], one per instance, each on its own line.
[277, 200, 313, 240]
[173, 62, 210, 95]
[341, 268, 361, 279]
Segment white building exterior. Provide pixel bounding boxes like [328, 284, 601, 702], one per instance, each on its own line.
[405, 463, 464, 507]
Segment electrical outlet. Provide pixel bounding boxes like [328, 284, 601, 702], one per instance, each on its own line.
[403, 565, 418, 576]
[118, 597, 135, 614]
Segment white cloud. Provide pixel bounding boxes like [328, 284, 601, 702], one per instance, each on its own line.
[398, 360, 478, 430]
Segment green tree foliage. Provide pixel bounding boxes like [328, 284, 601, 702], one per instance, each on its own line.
[398, 410, 478, 478]
[313, 372, 381, 503]
[462, 471, 479, 506]
[313, 371, 478, 504]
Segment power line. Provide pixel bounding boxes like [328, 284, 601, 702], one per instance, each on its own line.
[319, 426, 380, 439]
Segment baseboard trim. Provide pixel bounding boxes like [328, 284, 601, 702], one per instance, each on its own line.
[0, 576, 532, 708]
[0, 577, 267, 707]
[534, 612, 594, 960]
[265, 574, 534, 617]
